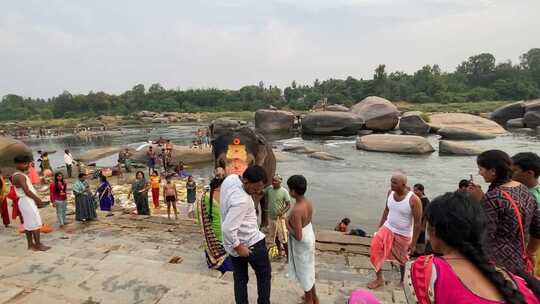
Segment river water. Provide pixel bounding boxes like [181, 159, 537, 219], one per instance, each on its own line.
[22, 125, 540, 232]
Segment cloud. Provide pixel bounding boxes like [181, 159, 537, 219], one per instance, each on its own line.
[0, 0, 538, 98]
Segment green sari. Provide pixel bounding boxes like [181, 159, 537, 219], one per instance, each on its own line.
[132, 179, 150, 215]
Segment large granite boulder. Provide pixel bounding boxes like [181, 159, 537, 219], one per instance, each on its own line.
[399, 111, 430, 135]
[490, 101, 525, 125]
[439, 140, 483, 156]
[255, 109, 295, 132]
[326, 104, 349, 112]
[356, 134, 434, 154]
[349, 96, 399, 132]
[0, 137, 33, 174]
[429, 113, 506, 135]
[437, 127, 496, 140]
[506, 118, 525, 129]
[525, 99, 540, 112]
[302, 112, 364, 136]
[523, 110, 540, 129]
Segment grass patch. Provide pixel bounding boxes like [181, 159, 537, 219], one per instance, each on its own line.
[204, 111, 255, 122]
[396, 101, 510, 114]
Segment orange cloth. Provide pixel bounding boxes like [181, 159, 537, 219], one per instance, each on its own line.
[150, 176, 161, 189]
[370, 226, 411, 271]
[28, 164, 40, 184]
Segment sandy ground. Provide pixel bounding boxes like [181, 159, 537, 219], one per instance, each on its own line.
[0, 175, 404, 304]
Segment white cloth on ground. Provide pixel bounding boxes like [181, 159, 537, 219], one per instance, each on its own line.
[13, 172, 42, 231]
[288, 222, 316, 291]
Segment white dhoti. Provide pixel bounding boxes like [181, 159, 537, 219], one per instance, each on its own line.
[18, 197, 42, 231]
[288, 222, 316, 291]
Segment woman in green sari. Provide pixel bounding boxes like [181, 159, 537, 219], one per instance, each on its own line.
[196, 168, 232, 273]
[128, 171, 150, 215]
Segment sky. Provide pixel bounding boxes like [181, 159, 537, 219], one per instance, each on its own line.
[1, 0, 539, 98]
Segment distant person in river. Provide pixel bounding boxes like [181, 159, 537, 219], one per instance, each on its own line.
[286, 175, 319, 304]
[41, 152, 52, 174]
[186, 175, 197, 218]
[146, 146, 156, 176]
[50, 172, 68, 227]
[96, 175, 114, 216]
[413, 183, 430, 255]
[13, 155, 50, 251]
[163, 175, 178, 220]
[368, 173, 423, 289]
[73, 173, 97, 222]
[335, 218, 350, 233]
[150, 170, 161, 209]
[403, 191, 540, 304]
[129, 171, 150, 216]
[511, 152, 540, 277]
[467, 150, 540, 274]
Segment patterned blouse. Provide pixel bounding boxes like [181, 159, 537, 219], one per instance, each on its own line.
[483, 184, 540, 274]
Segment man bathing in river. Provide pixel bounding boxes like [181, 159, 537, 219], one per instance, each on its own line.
[368, 173, 422, 289]
[163, 175, 178, 220]
[12, 155, 50, 251]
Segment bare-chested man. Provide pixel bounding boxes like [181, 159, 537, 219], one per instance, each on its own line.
[163, 175, 178, 220]
[368, 173, 422, 289]
[286, 175, 319, 304]
[12, 154, 50, 251]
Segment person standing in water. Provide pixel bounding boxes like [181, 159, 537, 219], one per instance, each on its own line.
[286, 175, 319, 304]
[50, 172, 68, 227]
[163, 175, 178, 220]
[368, 173, 423, 289]
[12, 155, 50, 251]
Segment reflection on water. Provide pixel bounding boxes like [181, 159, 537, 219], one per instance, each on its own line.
[22, 126, 540, 231]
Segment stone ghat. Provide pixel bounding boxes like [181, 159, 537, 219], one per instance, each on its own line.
[0, 182, 404, 304]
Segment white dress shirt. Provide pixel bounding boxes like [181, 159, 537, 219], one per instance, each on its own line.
[64, 153, 73, 165]
[220, 174, 265, 257]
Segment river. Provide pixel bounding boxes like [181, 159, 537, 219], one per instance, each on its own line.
[22, 125, 540, 232]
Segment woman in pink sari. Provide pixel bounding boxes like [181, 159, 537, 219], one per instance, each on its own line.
[404, 191, 539, 304]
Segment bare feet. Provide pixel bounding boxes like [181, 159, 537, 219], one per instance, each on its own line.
[36, 244, 51, 251]
[367, 279, 384, 289]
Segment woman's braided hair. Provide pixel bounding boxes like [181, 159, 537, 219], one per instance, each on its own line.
[427, 192, 527, 304]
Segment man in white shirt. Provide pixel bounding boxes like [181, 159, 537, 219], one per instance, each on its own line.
[64, 149, 74, 178]
[220, 165, 271, 304]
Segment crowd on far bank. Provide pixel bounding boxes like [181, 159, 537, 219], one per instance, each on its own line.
[2, 145, 540, 303]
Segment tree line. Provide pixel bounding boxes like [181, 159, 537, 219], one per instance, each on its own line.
[1, 48, 539, 121]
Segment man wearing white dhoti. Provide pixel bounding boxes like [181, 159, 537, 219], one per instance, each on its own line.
[286, 175, 319, 304]
[13, 155, 50, 251]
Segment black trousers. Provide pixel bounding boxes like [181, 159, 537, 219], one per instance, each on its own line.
[230, 239, 272, 304]
[66, 164, 72, 178]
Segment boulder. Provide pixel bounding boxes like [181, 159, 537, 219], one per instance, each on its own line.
[490, 101, 525, 125]
[437, 127, 496, 140]
[326, 104, 349, 112]
[138, 111, 158, 118]
[439, 140, 483, 156]
[506, 118, 525, 129]
[255, 109, 295, 132]
[302, 112, 364, 136]
[525, 99, 540, 112]
[152, 117, 169, 124]
[349, 96, 399, 132]
[282, 146, 319, 154]
[0, 137, 32, 174]
[357, 130, 374, 136]
[399, 111, 430, 135]
[523, 110, 540, 129]
[429, 113, 506, 135]
[162, 112, 179, 117]
[309, 151, 343, 161]
[537, 126, 540, 134]
[355, 134, 434, 154]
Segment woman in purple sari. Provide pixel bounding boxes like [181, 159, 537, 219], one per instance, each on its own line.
[96, 175, 114, 216]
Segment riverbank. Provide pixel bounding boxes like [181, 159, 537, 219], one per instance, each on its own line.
[0, 174, 404, 304]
